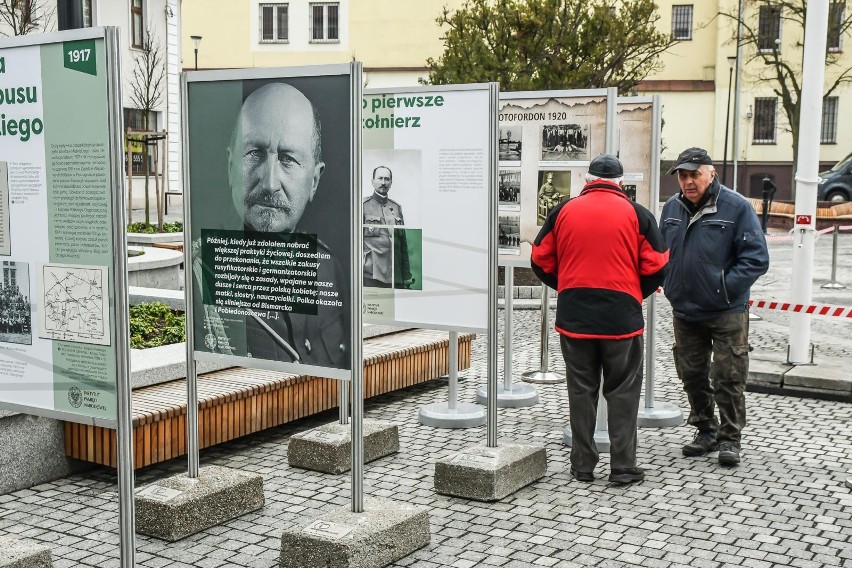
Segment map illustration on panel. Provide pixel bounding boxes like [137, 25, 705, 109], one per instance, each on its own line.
[38, 263, 110, 346]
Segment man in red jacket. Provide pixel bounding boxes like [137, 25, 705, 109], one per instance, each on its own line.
[531, 154, 668, 484]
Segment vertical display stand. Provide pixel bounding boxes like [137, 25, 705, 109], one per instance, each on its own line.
[419, 331, 486, 428]
[477, 265, 538, 407]
[521, 285, 564, 384]
[636, 95, 683, 428]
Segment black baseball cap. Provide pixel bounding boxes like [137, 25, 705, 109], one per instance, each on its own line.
[588, 154, 624, 178]
[667, 147, 713, 174]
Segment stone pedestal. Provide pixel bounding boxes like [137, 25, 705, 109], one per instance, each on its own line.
[135, 465, 264, 541]
[288, 420, 399, 474]
[279, 497, 429, 568]
[434, 443, 547, 501]
[0, 537, 51, 568]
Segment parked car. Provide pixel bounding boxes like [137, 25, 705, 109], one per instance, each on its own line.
[817, 151, 852, 202]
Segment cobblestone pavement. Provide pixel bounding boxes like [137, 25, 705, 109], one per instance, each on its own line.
[1, 236, 851, 567]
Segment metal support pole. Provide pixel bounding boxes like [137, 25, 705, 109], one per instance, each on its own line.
[187, 359, 199, 477]
[339, 382, 349, 425]
[487, 83, 499, 448]
[503, 266, 514, 392]
[637, 293, 683, 427]
[522, 285, 564, 384]
[821, 225, 845, 289]
[350, 61, 364, 513]
[448, 332, 458, 410]
[789, 0, 830, 364]
[478, 266, 538, 407]
[732, 0, 744, 193]
[419, 331, 485, 428]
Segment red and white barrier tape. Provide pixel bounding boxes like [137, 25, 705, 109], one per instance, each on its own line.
[749, 299, 852, 318]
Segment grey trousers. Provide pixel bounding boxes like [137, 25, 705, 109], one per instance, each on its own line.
[560, 335, 644, 472]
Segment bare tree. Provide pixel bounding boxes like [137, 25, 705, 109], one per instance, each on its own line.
[721, 1, 852, 180]
[127, 26, 166, 229]
[0, 0, 54, 36]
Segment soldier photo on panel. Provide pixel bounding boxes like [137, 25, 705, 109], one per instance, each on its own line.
[0, 261, 32, 346]
[537, 170, 571, 225]
[362, 150, 423, 291]
[499, 168, 521, 211]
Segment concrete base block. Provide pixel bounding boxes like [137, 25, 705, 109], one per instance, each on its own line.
[135, 465, 264, 542]
[748, 356, 791, 388]
[846, 476, 852, 490]
[434, 443, 547, 501]
[288, 419, 399, 474]
[784, 360, 852, 394]
[279, 497, 429, 568]
[0, 537, 52, 568]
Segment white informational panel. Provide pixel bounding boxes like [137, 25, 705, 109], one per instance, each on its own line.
[497, 89, 609, 266]
[617, 97, 658, 210]
[185, 64, 360, 381]
[361, 85, 493, 333]
[0, 29, 126, 426]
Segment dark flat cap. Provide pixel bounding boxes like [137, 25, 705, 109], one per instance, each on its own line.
[588, 154, 624, 178]
[667, 147, 713, 174]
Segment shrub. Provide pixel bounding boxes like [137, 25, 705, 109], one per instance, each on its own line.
[127, 221, 183, 234]
[129, 302, 185, 349]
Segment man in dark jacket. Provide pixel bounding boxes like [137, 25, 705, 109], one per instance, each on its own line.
[660, 147, 769, 467]
[531, 154, 669, 485]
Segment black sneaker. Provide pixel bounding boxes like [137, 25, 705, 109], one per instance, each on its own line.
[682, 430, 718, 457]
[718, 443, 741, 466]
[570, 468, 594, 482]
[608, 468, 645, 485]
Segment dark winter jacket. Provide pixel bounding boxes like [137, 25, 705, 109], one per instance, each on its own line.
[659, 178, 769, 321]
[531, 180, 669, 339]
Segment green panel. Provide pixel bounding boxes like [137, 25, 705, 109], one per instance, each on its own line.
[41, 38, 116, 420]
[62, 39, 97, 76]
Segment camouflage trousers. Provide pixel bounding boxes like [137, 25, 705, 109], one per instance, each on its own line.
[672, 311, 749, 448]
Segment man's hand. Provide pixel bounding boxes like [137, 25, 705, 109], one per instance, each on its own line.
[403, 277, 416, 289]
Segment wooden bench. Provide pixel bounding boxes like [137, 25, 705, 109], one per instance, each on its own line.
[65, 329, 474, 469]
[746, 199, 852, 231]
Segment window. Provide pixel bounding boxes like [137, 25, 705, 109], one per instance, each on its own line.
[124, 109, 158, 175]
[828, 2, 845, 51]
[310, 2, 339, 43]
[57, 0, 93, 30]
[758, 4, 782, 52]
[671, 5, 693, 40]
[131, 0, 144, 49]
[753, 98, 777, 144]
[260, 3, 288, 42]
[821, 96, 839, 143]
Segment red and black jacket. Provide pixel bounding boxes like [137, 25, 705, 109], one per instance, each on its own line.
[531, 180, 669, 339]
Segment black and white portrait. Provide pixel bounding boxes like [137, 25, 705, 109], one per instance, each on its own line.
[498, 214, 521, 254]
[499, 126, 523, 162]
[536, 170, 571, 225]
[499, 168, 521, 211]
[0, 261, 32, 346]
[540, 124, 590, 162]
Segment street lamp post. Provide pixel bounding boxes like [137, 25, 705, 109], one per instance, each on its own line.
[190, 35, 202, 70]
[722, 55, 737, 186]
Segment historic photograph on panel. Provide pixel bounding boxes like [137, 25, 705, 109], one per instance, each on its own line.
[540, 123, 590, 161]
[536, 170, 571, 225]
[498, 214, 521, 255]
[499, 126, 523, 162]
[188, 73, 352, 372]
[0, 261, 32, 346]
[362, 150, 422, 291]
[499, 168, 521, 211]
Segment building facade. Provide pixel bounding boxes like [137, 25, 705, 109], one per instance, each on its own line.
[1, 0, 182, 209]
